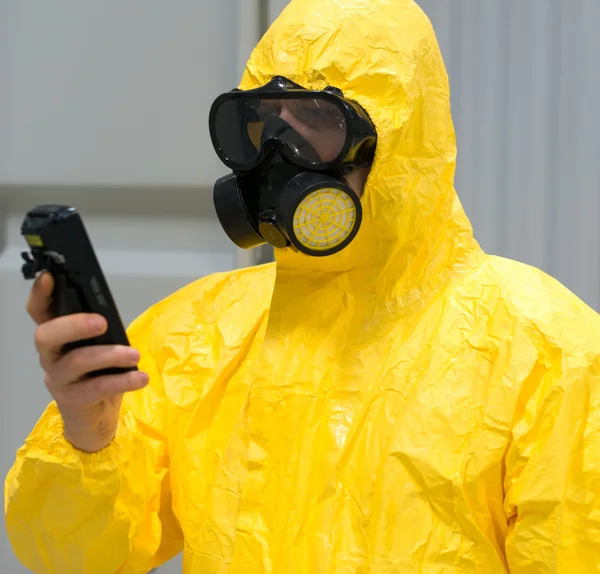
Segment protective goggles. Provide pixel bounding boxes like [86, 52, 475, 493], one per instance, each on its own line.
[208, 76, 377, 173]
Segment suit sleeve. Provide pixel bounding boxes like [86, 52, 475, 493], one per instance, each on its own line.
[4, 306, 183, 574]
[504, 355, 600, 573]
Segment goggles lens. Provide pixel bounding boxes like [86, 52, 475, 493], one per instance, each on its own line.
[212, 96, 348, 169]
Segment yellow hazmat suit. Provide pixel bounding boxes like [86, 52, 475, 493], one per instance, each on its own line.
[5, 0, 600, 572]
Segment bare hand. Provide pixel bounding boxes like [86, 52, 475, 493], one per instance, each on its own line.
[27, 272, 149, 452]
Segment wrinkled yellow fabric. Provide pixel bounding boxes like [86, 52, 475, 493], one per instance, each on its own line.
[5, 0, 600, 572]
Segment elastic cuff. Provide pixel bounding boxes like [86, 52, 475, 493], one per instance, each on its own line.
[25, 403, 122, 466]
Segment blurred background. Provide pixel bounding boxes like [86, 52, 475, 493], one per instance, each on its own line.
[1, 0, 599, 571]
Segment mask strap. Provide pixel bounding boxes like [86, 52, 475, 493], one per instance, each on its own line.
[337, 160, 373, 176]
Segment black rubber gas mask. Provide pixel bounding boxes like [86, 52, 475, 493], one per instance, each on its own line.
[209, 76, 377, 257]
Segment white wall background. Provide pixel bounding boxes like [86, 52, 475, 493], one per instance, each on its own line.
[1, 0, 599, 572]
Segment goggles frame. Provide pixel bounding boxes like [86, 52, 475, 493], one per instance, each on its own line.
[209, 75, 377, 174]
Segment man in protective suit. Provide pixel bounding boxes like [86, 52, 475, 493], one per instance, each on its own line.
[6, 0, 600, 572]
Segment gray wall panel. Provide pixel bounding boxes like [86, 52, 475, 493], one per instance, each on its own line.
[416, 0, 600, 310]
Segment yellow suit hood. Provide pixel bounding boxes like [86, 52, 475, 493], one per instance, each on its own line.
[6, 1, 600, 573]
[240, 0, 481, 295]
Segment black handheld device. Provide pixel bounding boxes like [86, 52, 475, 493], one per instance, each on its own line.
[20, 204, 136, 378]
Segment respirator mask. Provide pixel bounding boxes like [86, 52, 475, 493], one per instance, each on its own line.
[208, 76, 377, 257]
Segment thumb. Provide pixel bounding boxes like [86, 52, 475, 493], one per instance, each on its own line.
[26, 271, 55, 325]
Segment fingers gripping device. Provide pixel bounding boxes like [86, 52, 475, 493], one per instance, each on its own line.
[20, 204, 136, 378]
